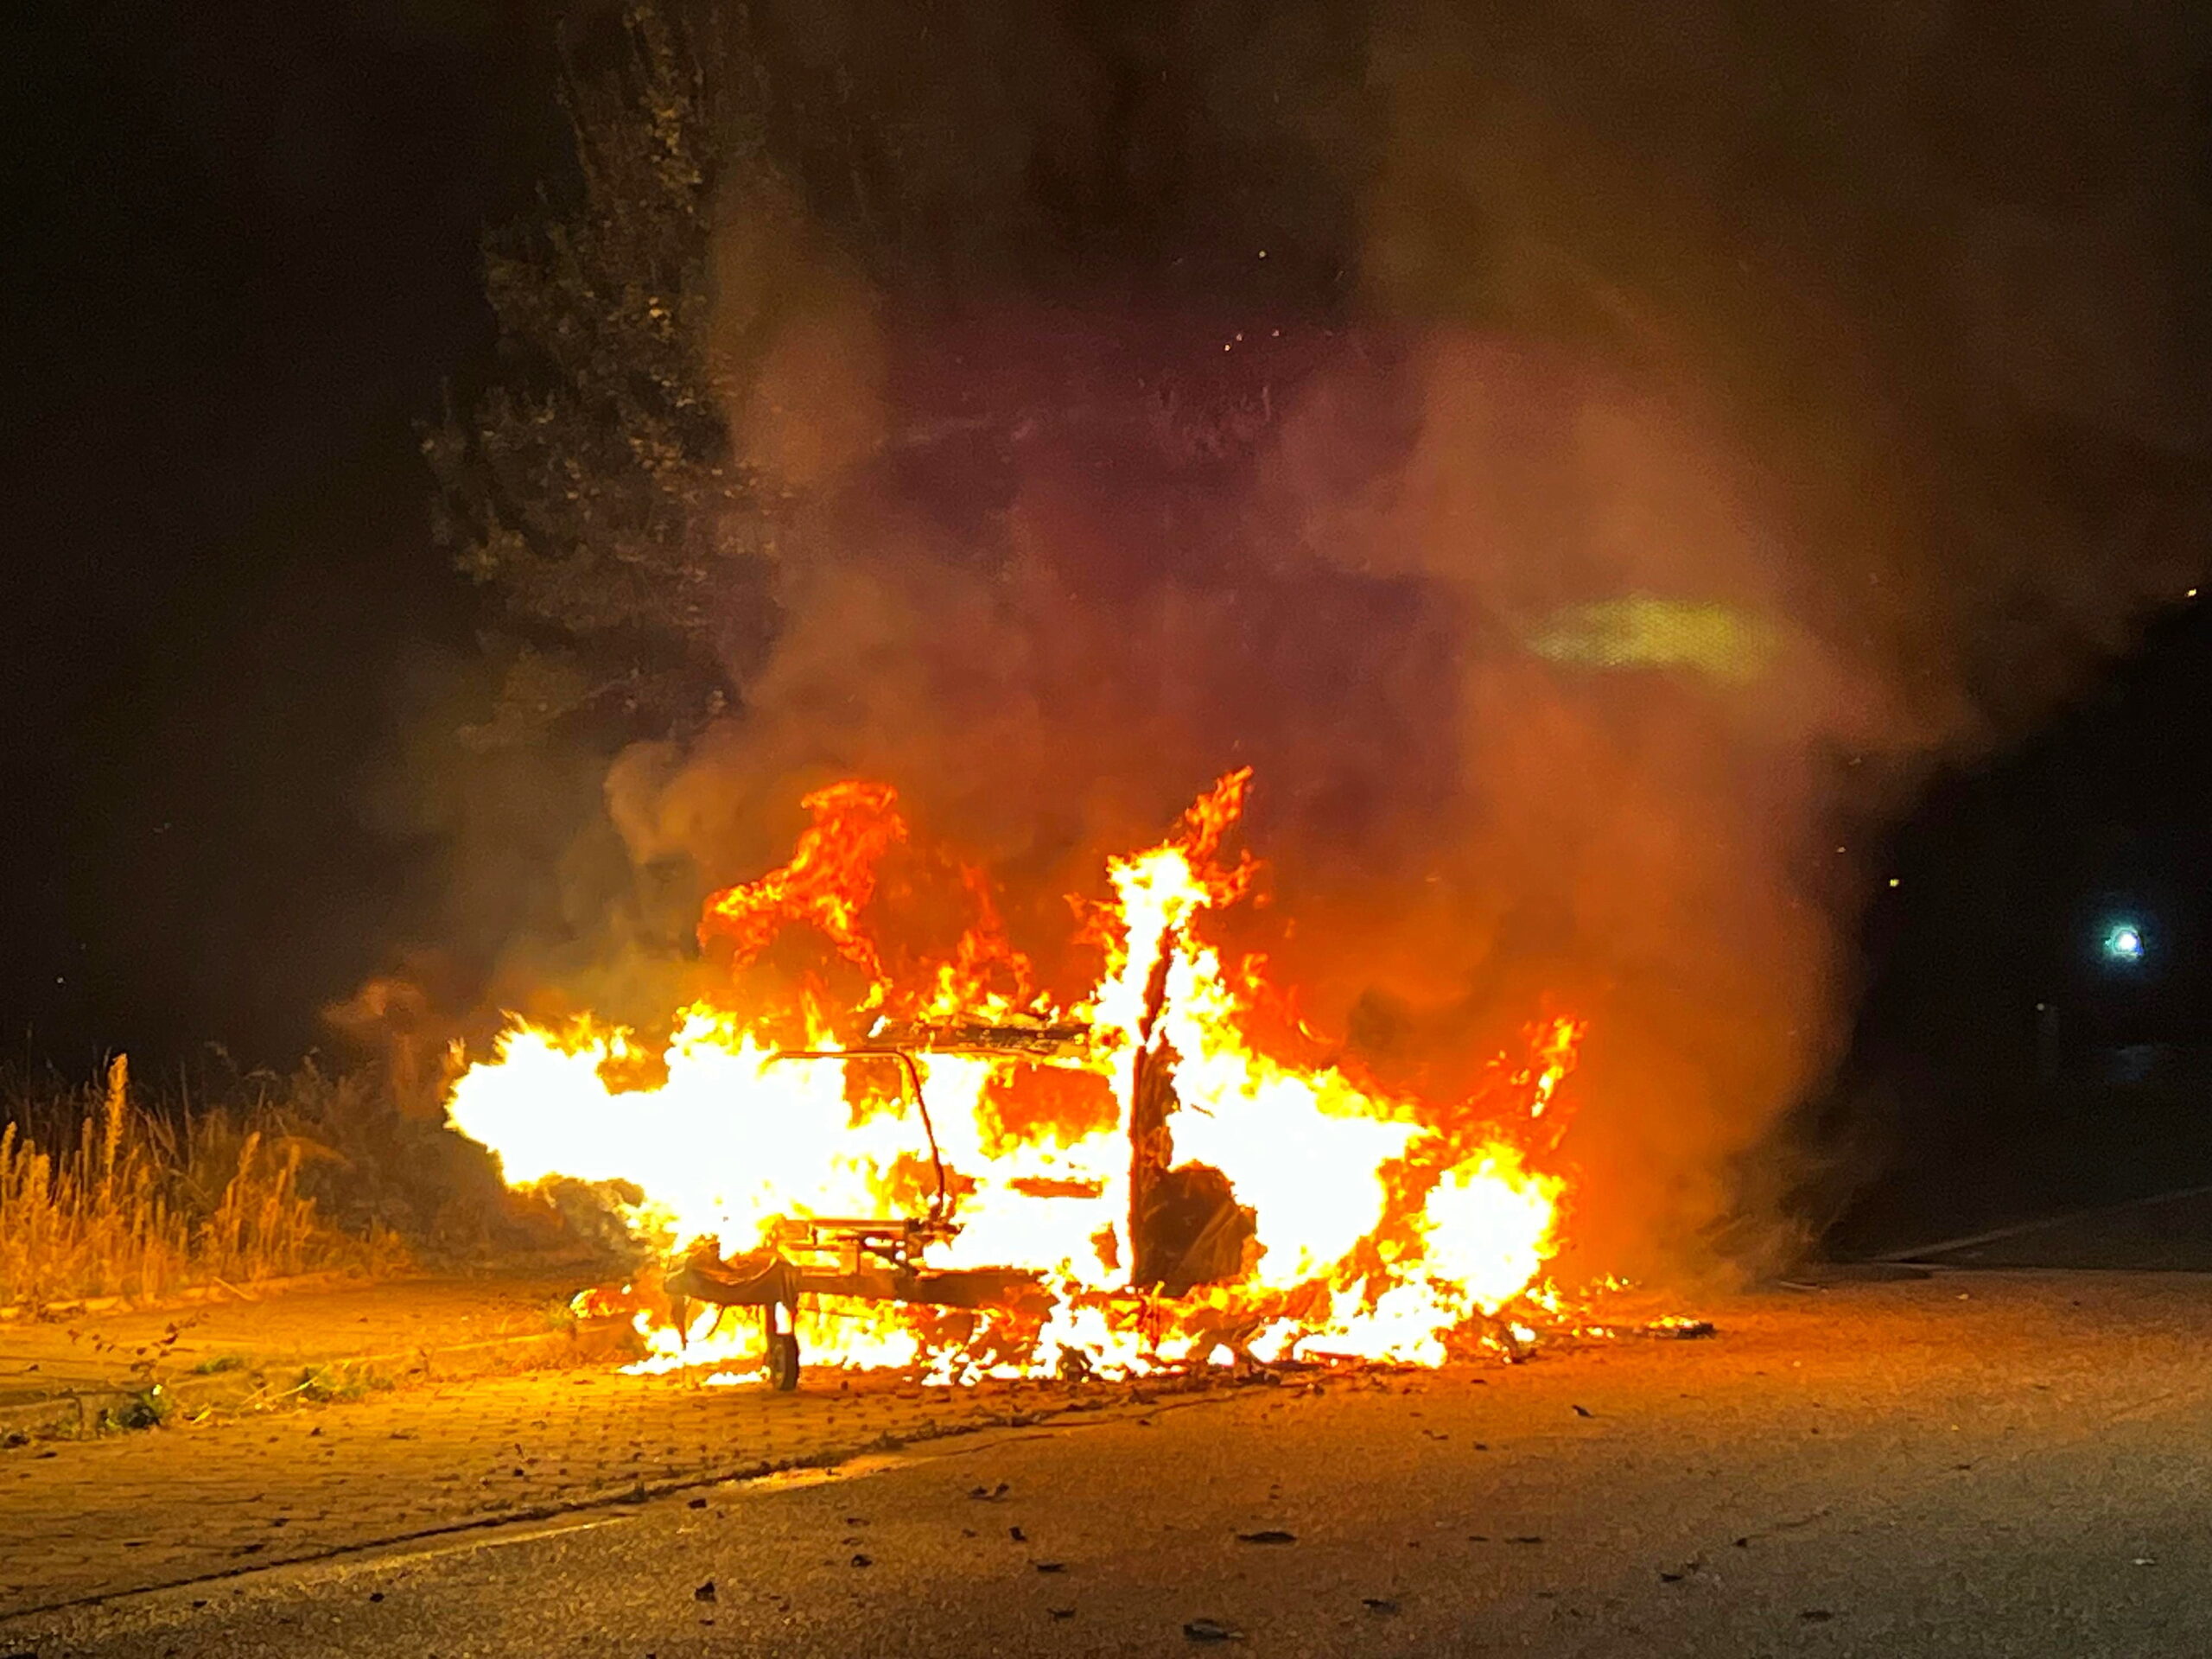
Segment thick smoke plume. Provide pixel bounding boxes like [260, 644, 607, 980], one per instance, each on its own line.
[432, 1, 2209, 1281]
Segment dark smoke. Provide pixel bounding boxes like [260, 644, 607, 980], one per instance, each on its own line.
[429, 1, 2210, 1281]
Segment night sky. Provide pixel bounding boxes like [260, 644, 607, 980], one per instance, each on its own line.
[4, 3, 563, 1067]
[5, 4, 2209, 1244]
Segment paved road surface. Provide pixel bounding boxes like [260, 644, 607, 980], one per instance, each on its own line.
[11, 1270, 2212, 1656]
[1888, 1185, 2212, 1271]
[2, 1366, 1122, 1612]
[0, 1270, 626, 1437]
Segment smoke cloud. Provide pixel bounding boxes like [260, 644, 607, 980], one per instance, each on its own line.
[421, 0, 2209, 1281]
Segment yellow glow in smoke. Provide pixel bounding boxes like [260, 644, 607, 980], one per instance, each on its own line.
[1527, 595, 1777, 684]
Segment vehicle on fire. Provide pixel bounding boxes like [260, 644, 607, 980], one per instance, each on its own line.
[656, 1000, 1255, 1389]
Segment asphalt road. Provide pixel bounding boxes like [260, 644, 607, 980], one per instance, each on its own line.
[13, 1272, 2212, 1657]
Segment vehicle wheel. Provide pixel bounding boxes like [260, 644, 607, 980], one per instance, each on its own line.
[769, 1330, 801, 1392]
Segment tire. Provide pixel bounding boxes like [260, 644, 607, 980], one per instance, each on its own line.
[769, 1330, 801, 1392]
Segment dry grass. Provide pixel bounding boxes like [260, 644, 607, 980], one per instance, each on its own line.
[0, 1056, 406, 1310]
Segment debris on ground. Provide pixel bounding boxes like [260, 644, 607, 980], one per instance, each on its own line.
[1363, 1598, 1402, 1616]
[1235, 1529, 1296, 1545]
[1183, 1617, 1244, 1642]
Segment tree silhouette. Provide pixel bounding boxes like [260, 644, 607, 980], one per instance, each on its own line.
[424, 5, 779, 753]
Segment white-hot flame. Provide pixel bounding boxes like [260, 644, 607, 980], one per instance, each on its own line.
[443, 769, 1579, 1381]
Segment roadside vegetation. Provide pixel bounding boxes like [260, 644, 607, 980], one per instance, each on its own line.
[0, 1053, 551, 1311]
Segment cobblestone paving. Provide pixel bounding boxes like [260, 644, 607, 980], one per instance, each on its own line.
[0, 1272, 605, 1417]
[2, 1366, 1129, 1617]
[0, 1272, 647, 1452]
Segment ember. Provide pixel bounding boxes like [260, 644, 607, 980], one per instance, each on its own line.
[444, 770, 1588, 1383]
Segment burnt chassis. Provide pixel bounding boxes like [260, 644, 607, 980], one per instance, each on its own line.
[659, 1025, 1081, 1389]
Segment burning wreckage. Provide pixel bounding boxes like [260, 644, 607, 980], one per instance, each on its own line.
[445, 770, 1615, 1389]
[659, 1014, 1259, 1390]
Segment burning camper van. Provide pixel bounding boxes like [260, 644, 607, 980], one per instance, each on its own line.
[445, 770, 1584, 1385]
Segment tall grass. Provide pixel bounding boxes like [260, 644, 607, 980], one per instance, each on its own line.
[0, 1055, 406, 1309]
[0, 1044, 612, 1310]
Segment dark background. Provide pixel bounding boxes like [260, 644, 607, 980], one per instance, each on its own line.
[3, 3, 563, 1069]
[4, 3, 2208, 1246]
[1824, 593, 2212, 1252]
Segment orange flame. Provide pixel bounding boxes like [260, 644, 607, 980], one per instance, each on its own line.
[445, 770, 1587, 1382]
[698, 779, 907, 983]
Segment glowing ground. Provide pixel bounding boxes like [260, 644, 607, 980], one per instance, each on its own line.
[10, 1269, 2212, 1656]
